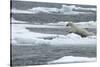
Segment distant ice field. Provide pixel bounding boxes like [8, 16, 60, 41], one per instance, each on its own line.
[11, 5, 96, 14]
[11, 1, 96, 23]
[11, 0, 96, 12]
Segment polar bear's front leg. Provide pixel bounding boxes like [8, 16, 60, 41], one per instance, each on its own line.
[67, 27, 76, 33]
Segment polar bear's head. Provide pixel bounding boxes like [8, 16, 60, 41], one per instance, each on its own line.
[66, 22, 74, 27]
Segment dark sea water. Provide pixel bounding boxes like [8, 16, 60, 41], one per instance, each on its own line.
[11, 45, 96, 66]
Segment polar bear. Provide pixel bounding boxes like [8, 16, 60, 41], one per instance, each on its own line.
[66, 22, 94, 37]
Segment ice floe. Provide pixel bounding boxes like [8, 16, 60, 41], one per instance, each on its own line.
[48, 56, 96, 64]
[11, 24, 96, 46]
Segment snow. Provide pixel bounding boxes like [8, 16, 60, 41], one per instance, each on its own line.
[48, 56, 96, 64]
[11, 8, 33, 14]
[28, 7, 59, 13]
[74, 6, 96, 11]
[11, 17, 27, 23]
[28, 5, 88, 14]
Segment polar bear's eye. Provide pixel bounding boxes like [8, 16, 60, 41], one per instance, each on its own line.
[66, 24, 69, 26]
[66, 22, 73, 26]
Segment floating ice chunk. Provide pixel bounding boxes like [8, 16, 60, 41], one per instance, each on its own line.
[49, 37, 96, 46]
[11, 8, 33, 14]
[65, 33, 82, 39]
[74, 6, 96, 11]
[48, 56, 96, 64]
[11, 17, 27, 23]
[60, 5, 75, 13]
[28, 5, 87, 14]
[29, 7, 59, 13]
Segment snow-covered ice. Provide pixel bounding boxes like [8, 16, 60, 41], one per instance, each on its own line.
[11, 17, 27, 23]
[48, 56, 96, 64]
[11, 23, 96, 46]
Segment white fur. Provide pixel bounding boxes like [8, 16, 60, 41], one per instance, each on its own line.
[66, 22, 94, 37]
